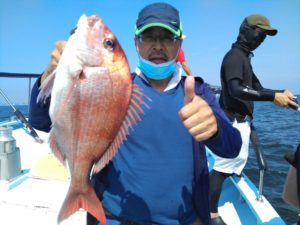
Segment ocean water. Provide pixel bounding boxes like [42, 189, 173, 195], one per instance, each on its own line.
[0, 104, 29, 122]
[0, 100, 299, 224]
[246, 98, 300, 225]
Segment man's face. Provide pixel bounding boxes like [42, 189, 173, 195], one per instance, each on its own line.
[254, 27, 267, 42]
[135, 27, 182, 64]
[246, 27, 267, 51]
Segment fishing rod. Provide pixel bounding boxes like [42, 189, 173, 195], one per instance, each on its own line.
[0, 88, 43, 143]
[290, 98, 300, 111]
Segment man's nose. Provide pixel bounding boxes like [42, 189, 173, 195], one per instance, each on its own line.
[152, 38, 164, 49]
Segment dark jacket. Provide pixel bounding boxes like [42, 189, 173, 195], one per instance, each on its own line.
[219, 44, 281, 119]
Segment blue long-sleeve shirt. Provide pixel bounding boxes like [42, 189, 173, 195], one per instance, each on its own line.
[28, 77, 51, 132]
[29, 74, 241, 225]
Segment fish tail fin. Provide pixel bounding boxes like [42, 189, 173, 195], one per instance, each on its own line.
[57, 185, 106, 225]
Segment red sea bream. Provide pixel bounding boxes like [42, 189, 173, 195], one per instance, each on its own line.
[40, 14, 145, 225]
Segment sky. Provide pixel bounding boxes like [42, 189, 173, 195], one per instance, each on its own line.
[0, 0, 299, 105]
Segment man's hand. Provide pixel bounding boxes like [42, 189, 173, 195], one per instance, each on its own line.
[274, 90, 300, 109]
[179, 76, 218, 141]
[283, 89, 295, 98]
[41, 41, 66, 85]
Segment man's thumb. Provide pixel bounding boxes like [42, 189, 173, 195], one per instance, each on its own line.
[184, 76, 195, 104]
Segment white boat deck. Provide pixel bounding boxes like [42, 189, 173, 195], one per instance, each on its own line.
[0, 126, 85, 225]
[207, 150, 286, 225]
[0, 124, 286, 225]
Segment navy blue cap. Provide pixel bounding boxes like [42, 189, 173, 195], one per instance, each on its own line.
[134, 2, 183, 37]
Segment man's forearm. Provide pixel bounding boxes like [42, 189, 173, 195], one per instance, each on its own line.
[229, 79, 275, 101]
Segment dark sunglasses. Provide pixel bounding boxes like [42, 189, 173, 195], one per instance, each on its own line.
[255, 29, 267, 39]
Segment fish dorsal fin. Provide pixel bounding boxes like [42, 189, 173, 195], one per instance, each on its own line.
[92, 84, 148, 173]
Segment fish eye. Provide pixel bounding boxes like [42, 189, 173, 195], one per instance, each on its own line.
[103, 38, 115, 51]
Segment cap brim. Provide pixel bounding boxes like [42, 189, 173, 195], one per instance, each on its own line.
[257, 25, 278, 36]
[135, 22, 181, 37]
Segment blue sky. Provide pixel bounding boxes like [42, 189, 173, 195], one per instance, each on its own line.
[0, 0, 299, 104]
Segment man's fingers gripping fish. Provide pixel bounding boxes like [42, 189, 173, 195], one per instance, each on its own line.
[40, 14, 146, 225]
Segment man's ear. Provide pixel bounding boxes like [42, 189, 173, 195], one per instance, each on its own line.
[178, 39, 183, 47]
[134, 37, 140, 53]
[134, 36, 139, 45]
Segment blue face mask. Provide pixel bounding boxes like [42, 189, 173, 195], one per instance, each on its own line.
[137, 56, 177, 80]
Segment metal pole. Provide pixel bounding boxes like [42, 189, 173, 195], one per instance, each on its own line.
[28, 77, 32, 114]
[257, 170, 264, 202]
[250, 123, 267, 202]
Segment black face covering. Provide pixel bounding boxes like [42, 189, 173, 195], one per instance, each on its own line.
[236, 19, 266, 51]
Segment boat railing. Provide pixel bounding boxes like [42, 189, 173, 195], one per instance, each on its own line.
[0, 72, 40, 107]
[250, 123, 268, 201]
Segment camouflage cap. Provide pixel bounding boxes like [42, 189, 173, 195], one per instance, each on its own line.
[246, 14, 278, 36]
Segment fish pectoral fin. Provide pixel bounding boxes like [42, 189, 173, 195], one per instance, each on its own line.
[57, 184, 106, 225]
[37, 70, 56, 104]
[93, 84, 148, 173]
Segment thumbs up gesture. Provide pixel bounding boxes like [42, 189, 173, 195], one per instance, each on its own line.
[179, 76, 218, 141]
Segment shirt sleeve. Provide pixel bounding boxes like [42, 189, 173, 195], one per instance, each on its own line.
[228, 79, 275, 101]
[28, 77, 52, 132]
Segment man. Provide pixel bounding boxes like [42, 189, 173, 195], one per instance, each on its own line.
[29, 3, 242, 225]
[177, 48, 193, 76]
[283, 143, 300, 207]
[210, 14, 300, 225]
